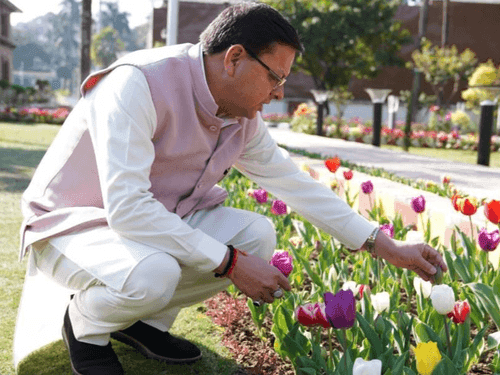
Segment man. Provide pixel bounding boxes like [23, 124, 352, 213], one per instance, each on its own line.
[19, 2, 446, 374]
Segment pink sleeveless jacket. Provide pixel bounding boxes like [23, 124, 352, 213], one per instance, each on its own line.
[19, 43, 258, 260]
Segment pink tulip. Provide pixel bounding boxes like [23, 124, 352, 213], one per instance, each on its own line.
[271, 200, 287, 215]
[253, 189, 268, 203]
[270, 250, 293, 277]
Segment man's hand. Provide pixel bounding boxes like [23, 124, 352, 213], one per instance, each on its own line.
[227, 250, 291, 303]
[373, 232, 448, 282]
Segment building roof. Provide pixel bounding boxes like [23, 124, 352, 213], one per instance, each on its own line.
[1, 0, 22, 13]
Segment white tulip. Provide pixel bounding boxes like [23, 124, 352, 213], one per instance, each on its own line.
[413, 277, 432, 298]
[342, 281, 359, 296]
[353, 357, 382, 375]
[371, 292, 390, 314]
[405, 230, 424, 243]
[430, 284, 455, 314]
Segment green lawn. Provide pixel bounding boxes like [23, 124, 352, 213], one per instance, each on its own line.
[0, 123, 240, 375]
[381, 144, 500, 168]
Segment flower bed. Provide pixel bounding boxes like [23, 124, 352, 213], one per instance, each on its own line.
[213, 167, 500, 374]
[0, 106, 70, 125]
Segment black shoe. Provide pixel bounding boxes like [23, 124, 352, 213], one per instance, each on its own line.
[62, 307, 124, 375]
[110, 321, 202, 364]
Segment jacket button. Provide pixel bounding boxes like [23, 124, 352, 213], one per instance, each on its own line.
[209, 125, 217, 132]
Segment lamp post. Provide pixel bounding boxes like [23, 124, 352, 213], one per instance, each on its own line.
[365, 88, 392, 147]
[310, 89, 331, 136]
[471, 86, 500, 166]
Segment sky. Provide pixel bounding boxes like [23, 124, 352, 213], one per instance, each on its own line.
[10, 0, 165, 28]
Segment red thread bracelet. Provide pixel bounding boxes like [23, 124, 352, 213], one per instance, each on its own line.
[226, 248, 239, 277]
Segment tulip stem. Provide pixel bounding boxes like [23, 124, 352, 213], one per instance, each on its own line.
[328, 328, 334, 370]
[443, 316, 453, 359]
[469, 216, 475, 258]
[420, 213, 426, 238]
[340, 329, 348, 373]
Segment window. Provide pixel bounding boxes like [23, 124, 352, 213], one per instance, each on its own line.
[2, 59, 10, 81]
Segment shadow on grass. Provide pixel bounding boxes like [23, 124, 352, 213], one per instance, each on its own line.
[0, 146, 47, 193]
[17, 338, 242, 375]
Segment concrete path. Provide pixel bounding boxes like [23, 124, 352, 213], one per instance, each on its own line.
[268, 126, 500, 201]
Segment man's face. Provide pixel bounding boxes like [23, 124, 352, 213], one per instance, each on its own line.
[222, 43, 296, 119]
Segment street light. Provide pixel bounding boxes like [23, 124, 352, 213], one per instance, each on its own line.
[365, 88, 392, 147]
[470, 85, 500, 166]
[310, 89, 330, 136]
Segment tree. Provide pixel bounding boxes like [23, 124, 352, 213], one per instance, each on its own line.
[407, 38, 477, 108]
[91, 26, 125, 68]
[81, 0, 92, 84]
[101, 2, 134, 50]
[262, 0, 411, 135]
[262, 0, 411, 90]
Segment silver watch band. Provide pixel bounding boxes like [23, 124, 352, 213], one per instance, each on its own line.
[366, 226, 380, 255]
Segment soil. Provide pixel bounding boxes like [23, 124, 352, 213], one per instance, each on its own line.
[204, 291, 497, 375]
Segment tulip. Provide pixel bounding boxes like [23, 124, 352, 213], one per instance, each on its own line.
[325, 156, 341, 173]
[253, 188, 268, 203]
[413, 341, 442, 375]
[270, 250, 293, 277]
[342, 281, 359, 296]
[361, 180, 374, 194]
[358, 284, 370, 299]
[447, 300, 470, 324]
[352, 358, 382, 375]
[370, 292, 390, 314]
[271, 200, 287, 215]
[295, 303, 330, 329]
[478, 228, 500, 252]
[247, 188, 255, 198]
[330, 179, 339, 191]
[430, 284, 455, 315]
[323, 289, 356, 329]
[442, 175, 451, 185]
[380, 223, 394, 238]
[328, 266, 338, 283]
[451, 193, 462, 211]
[413, 277, 432, 298]
[411, 195, 426, 213]
[289, 236, 303, 248]
[343, 170, 353, 180]
[484, 200, 500, 225]
[458, 196, 478, 216]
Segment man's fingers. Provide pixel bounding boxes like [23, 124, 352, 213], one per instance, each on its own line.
[423, 244, 448, 272]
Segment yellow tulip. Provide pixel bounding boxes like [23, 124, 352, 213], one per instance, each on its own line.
[413, 342, 442, 375]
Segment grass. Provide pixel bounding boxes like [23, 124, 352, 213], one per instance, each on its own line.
[0, 123, 240, 375]
[381, 144, 500, 168]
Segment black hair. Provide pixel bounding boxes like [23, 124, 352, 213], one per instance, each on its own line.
[200, 2, 303, 56]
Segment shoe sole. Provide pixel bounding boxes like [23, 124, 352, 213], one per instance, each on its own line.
[110, 331, 202, 364]
[61, 327, 83, 375]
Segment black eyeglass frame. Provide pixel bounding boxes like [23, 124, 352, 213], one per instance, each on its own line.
[244, 48, 286, 89]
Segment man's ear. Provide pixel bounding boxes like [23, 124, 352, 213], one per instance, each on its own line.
[223, 44, 246, 77]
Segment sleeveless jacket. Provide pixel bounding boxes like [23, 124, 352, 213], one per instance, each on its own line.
[19, 43, 259, 260]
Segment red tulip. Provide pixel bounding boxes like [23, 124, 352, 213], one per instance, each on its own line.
[484, 200, 500, 225]
[451, 194, 461, 211]
[325, 157, 341, 173]
[447, 300, 470, 324]
[458, 197, 478, 216]
[295, 303, 330, 328]
[358, 284, 370, 300]
[343, 170, 353, 180]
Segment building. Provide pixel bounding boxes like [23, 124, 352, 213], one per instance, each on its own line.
[0, 0, 20, 83]
[152, 0, 500, 110]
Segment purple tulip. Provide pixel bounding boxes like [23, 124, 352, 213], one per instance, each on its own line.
[271, 200, 287, 215]
[478, 228, 500, 252]
[361, 180, 374, 194]
[253, 189, 268, 204]
[323, 289, 356, 329]
[270, 250, 293, 277]
[380, 223, 394, 239]
[411, 195, 426, 213]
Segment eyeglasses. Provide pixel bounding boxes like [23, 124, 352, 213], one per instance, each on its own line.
[245, 48, 286, 90]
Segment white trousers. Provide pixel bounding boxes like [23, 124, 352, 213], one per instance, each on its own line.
[14, 206, 276, 363]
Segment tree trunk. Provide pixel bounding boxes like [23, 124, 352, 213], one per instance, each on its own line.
[441, 0, 449, 47]
[81, 0, 92, 85]
[404, 0, 430, 151]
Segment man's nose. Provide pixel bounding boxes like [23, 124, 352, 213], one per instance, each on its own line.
[271, 85, 285, 101]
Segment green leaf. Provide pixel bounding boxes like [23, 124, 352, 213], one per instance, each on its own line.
[356, 312, 384, 358]
[487, 331, 500, 350]
[467, 282, 500, 330]
[443, 250, 457, 280]
[431, 356, 460, 375]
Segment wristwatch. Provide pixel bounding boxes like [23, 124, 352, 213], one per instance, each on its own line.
[365, 227, 380, 256]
